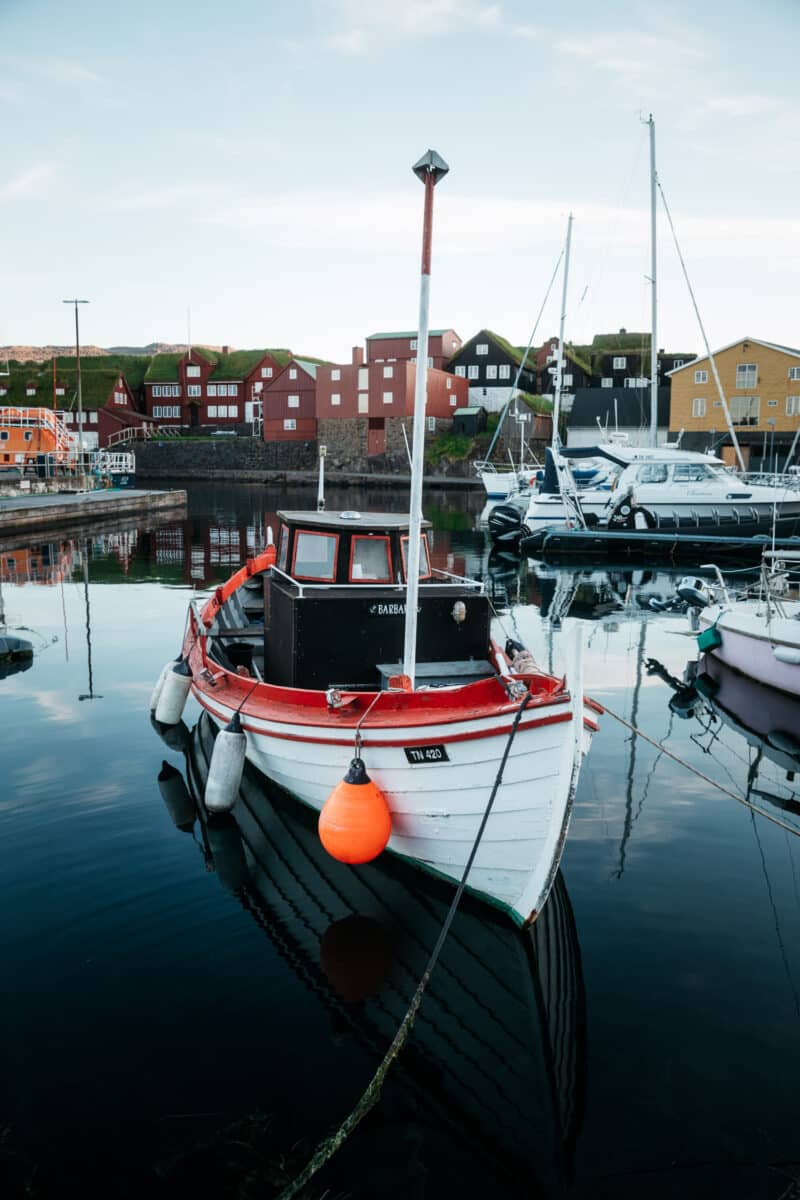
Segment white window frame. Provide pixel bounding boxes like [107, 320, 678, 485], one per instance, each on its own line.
[427, 416, 436, 432]
[673, 359, 684, 369]
[449, 396, 457, 407]
[730, 395, 760, 425]
[26, 388, 35, 396]
[498, 364, 511, 380]
[261, 366, 273, 378]
[89, 411, 98, 424]
[383, 365, 393, 378]
[455, 365, 466, 377]
[357, 394, 368, 414]
[694, 369, 708, 384]
[187, 385, 201, 398]
[208, 406, 218, 418]
[289, 367, 297, 379]
[331, 368, 341, 381]
[601, 377, 613, 388]
[467, 365, 479, 380]
[612, 356, 627, 369]
[735, 363, 757, 389]
[486, 364, 498, 380]
[287, 394, 300, 409]
[788, 367, 800, 381]
[692, 397, 707, 418]
[186, 365, 201, 378]
[409, 339, 417, 350]
[284, 418, 297, 430]
[787, 396, 800, 416]
[207, 384, 217, 397]
[331, 393, 341, 406]
[383, 391, 393, 404]
[476, 343, 489, 355]
[563, 373, 573, 386]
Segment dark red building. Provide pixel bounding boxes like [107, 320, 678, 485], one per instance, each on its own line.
[262, 357, 324, 442]
[365, 328, 462, 371]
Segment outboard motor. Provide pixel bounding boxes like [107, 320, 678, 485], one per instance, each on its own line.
[676, 576, 716, 608]
[488, 503, 524, 546]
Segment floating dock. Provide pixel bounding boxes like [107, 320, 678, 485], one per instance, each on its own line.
[520, 527, 800, 564]
[0, 487, 187, 536]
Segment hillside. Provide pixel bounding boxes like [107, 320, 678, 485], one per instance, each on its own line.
[1, 342, 227, 363]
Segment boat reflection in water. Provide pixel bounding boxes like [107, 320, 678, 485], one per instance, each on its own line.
[157, 711, 588, 1194]
[648, 653, 800, 818]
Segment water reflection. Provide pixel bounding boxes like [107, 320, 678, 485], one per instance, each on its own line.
[153, 710, 588, 1195]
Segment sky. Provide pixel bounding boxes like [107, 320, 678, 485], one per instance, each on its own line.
[1, 0, 798, 363]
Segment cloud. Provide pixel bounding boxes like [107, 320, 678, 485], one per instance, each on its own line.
[706, 93, 782, 118]
[324, 0, 503, 50]
[556, 30, 706, 78]
[0, 163, 56, 198]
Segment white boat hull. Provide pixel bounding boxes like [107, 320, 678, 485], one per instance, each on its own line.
[698, 602, 800, 697]
[195, 686, 596, 925]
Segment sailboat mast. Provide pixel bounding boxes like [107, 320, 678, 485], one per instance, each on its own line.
[648, 114, 659, 448]
[402, 150, 449, 688]
[552, 213, 573, 444]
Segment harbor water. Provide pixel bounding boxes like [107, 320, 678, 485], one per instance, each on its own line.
[2, 481, 800, 1199]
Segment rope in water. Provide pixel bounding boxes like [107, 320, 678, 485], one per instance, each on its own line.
[602, 702, 800, 838]
[275, 691, 534, 1200]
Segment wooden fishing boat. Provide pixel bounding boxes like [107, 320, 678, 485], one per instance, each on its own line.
[152, 150, 598, 926]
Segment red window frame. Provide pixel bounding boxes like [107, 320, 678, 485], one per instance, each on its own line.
[291, 529, 340, 582]
[348, 534, 392, 583]
[400, 534, 431, 581]
[277, 524, 290, 571]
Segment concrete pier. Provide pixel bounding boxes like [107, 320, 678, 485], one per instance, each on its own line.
[0, 488, 187, 536]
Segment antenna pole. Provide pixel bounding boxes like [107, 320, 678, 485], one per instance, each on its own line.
[647, 114, 658, 447]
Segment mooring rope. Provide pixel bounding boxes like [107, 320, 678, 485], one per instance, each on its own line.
[275, 691, 534, 1200]
[602, 702, 800, 838]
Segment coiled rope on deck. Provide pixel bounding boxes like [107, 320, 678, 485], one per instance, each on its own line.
[275, 691, 534, 1200]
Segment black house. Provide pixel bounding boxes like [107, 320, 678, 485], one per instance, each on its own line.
[446, 329, 538, 412]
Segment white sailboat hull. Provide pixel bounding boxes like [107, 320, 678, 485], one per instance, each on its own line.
[698, 602, 800, 696]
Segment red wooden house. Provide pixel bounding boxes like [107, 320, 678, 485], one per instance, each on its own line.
[365, 328, 462, 371]
[144, 348, 292, 430]
[262, 357, 325, 442]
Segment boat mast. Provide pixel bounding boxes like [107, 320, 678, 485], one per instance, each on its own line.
[552, 213, 573, 447]
[647, 114, 658, 447]
[402, 149, 449, 689]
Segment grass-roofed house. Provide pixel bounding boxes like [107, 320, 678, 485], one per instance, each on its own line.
[0, 356, 153, 450]
[143, 347, 292, 432]
[445, 329, 539, 412]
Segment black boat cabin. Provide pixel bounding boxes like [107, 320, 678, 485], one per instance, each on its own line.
[263, 510, 491, 690]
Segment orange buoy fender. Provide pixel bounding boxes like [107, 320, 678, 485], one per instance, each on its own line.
[318, 758, 391, 864]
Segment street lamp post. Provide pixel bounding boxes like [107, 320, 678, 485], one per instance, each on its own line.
[63, 298, 89, 484]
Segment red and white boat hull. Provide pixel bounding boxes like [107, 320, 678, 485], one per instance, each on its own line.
[195, 680, 597, 925]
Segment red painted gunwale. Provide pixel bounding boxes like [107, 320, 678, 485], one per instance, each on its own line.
[185, 547, 601, 735]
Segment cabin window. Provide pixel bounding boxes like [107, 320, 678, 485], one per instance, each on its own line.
[692, 397, 706, 417]
[278, 525, 289, 570]
[400, 535, 431, 581]
[498, 364, 510, 380]
[23, 431, 33, 442]
[349, 535, 391, 582]
[694, 369, 708, 384]
[673, 463, 713, 482]
[292, 530, 339, 581]
[0, 431, 8, 441]
[636, 464, 668, 483]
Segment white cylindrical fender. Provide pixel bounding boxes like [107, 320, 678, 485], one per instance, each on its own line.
[149, 656, 180, 713]
[207, 814, 249, 891]
[157, 760, 196, 831]
[204, 712, 246, 813]
[154, 659, 193, 726]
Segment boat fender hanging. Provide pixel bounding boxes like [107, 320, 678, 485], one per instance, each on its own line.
[205, 711, 246, 813]
[318, 758, 391, 864]
[696, 622, 723, 652]
[157, 760, 196, 831]
[149, 655, 180, 714]
[154, 658, 193, 726]
[773, 646, 800, 666]
[206, 813, 249, 891]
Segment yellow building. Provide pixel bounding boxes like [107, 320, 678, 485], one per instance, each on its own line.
[668, 337, 800, 470]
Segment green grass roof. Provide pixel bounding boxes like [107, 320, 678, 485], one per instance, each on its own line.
[366, 329, 453, 340]
[0, 361, 123, 410]
[54, 353, 149, 391]
[144, 347, 294, 382]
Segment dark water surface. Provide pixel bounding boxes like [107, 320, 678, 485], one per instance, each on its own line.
[2, 481, 800, 1199]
